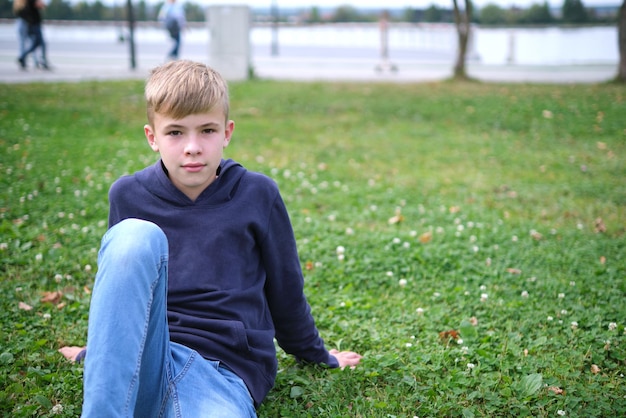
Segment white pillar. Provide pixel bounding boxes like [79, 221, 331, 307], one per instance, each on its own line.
[206, 5, 251, 81]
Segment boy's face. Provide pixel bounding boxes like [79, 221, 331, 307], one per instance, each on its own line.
[144, 107, 234, 201]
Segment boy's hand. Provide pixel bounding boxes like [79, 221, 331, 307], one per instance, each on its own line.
[329, 349, 362, 370]
[59, 346, 86, 362]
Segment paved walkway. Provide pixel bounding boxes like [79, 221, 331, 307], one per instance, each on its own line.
[1, 54, 617, 84]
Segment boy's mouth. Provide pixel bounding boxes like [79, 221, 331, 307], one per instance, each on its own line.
[182, 163, 206, 172]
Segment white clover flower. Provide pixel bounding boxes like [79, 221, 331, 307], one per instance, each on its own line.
[571, 321, 579, 330]
[433, 292, 441, 298]
[405, 343, 413, 348]
[85, 264, 92, 272]
[558, 293, 565, 299]
[386, 271, 394, 277]
[608, 322, 617, 331]
[480, 293, 488, 302]
[337, 254, 345, 261]
[336, 246, 345, 255]
[461, 346, 469, 354]
[557, 410, 566, 416]
[561, 309, 568, 315]
[392, 237, 401, 244]
[521, 290, 529, 298]
[512, 235, 518, 242]
[399, 279, 407, 287]
[416, 307, 425, 315]
[457, 338, 464, 345]
[0, 243, 7, 251]
[345, 227, 354, 235]
[547, 316, 554, 321]
[35, 253, 43, 262]
[51, 404, 63, 414]
[467, 363, 475, 370]
[43, 313, 51, 320]
[403, 242, 410, 249]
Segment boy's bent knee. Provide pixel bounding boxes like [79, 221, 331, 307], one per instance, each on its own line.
[99, 219, 168, 263]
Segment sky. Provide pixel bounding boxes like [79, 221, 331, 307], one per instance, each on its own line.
[196, 0, 622, 9]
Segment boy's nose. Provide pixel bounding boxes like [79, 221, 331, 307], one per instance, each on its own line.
[184, 137, 202, 155]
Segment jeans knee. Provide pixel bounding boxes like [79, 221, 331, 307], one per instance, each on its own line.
[99, 219, 168, 265]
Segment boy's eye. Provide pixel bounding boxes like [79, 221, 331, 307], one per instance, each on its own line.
[168, 130, 182, 136]
[203, 128, 216, 134]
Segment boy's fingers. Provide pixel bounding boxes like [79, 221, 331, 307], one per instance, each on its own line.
[58, 346, 85, 362]
[330, 349, 363, 369]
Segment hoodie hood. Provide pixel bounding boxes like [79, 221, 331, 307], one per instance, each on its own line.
[135, 158, 245, 207]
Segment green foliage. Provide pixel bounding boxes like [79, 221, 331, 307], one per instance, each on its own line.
[479, 3, 508, 25]
[1, 80, 625, 417]
[562, 0, 589, 23]
[521, 2, 554, 24]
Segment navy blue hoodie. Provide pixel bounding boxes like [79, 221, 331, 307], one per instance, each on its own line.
[107, 158, 338, 407]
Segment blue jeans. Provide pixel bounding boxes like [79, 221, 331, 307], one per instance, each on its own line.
[82, 219, 256, 417]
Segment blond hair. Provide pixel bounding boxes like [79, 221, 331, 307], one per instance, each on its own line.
[145, 60, 230, 126]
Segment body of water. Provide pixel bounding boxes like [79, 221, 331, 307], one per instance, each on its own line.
[0, 21, 618, 67]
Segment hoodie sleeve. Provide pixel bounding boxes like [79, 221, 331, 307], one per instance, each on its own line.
[260, 189, 338, 368]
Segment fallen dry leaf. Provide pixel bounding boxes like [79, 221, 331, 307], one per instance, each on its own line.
[419, 231, 432, 244]
[41, 291, 63, 305]
[388, 208, 404, 225]
[594, 218, 606, 233]
[506, 268, 522, 274]
[547, 386, 564, 395]
[591, 364, 601, 374]
[18, 301, 33, 311]
[439, 329, 460, 344]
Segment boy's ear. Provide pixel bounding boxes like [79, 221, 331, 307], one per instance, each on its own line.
[223, 120, 235, 148]
[144, 124, 159, 152]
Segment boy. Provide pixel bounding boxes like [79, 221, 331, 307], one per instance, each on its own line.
[61, 60, 361, 417]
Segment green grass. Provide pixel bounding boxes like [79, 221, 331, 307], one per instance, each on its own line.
[1, 79, 625, 417]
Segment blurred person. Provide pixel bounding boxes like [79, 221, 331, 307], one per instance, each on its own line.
[16, 0, 50, 70]
[158, 0, 187, 60]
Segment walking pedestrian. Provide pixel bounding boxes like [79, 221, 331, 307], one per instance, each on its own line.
[16, 0, 50, 70]
[158, 0, 186, 60]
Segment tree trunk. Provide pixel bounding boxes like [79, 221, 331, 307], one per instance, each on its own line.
[617, 0, 626, 82]
[452, 0, 472, 80]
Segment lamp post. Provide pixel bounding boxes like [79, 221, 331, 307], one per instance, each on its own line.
[126, 0, 136, 69]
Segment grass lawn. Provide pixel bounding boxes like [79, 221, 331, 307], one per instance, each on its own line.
[0, 78, 625, 417]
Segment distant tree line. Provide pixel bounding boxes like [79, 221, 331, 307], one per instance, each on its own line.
[0, 0, 618, 25]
